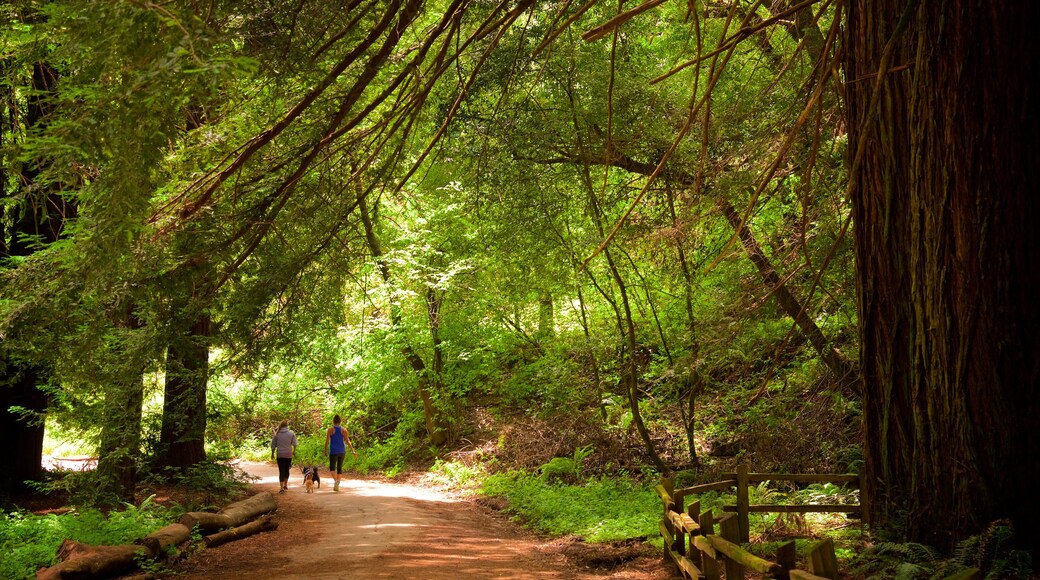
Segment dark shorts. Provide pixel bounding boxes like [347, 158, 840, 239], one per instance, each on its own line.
[277, 457, 292, 482]
[329, 453, 345, 474]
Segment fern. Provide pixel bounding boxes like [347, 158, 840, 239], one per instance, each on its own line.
[893, 562, 927, 579]
[953, 521, 1034, 579]
[870, 542, 939, 564]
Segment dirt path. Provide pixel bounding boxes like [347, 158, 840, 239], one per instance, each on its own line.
[165, 462, 668, 580]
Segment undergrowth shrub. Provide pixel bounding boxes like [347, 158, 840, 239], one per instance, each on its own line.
[480, 470, 659, 542]
[849, 521, 1034, 580]
[538, 445, 594, 484]
[143, 462, 256, 510]
[428, 458, 487, 487]
[0, 496, 175, 580]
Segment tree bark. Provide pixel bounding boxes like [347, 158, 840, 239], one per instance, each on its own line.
[97, 371, 145, 503]
[846, 0, 1040, 549]
[36, 540, 143, 580]
[203, 514, 278, 548]
[157, 314, 211, 471]
[0, 370, 47, 493]
[0, 61, 68, 494]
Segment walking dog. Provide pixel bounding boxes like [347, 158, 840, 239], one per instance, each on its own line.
[301, 465, 321, 493]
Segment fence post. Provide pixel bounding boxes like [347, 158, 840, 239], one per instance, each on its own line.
[719, 513, 746, 580]
[687, 500, 701, 569]
[674, 489, 686, 556]
[660, 477, 676, 571]
[736, 463, 750, 543]
[859, 472, 867, 523]
[808, 538, 839, 580]
[776, 540, 796, 574]
[699, 510, 720, 580]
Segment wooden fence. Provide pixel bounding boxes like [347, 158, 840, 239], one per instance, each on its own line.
[657, 466, 983, 579]
[677, 464, 863, 544]
[658, 476, 841, 580]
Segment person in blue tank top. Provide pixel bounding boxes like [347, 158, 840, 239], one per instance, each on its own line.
[324, 414, 356, 492]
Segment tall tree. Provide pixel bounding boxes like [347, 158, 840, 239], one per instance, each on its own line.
[846, 1, 1040, 548]
[157, 313, 211, 471]
[0, 59, 69, 493]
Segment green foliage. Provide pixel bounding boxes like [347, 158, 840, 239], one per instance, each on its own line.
[27, 468, 128, 508]
[0, 496, 174, 580]
[351, 413, 427, 475]
[538, 445, 594, 484]
[428, 458, 488, 488]
[480, 471, 659, 542]
[949, 522, 1033, 580]
[147, 462, 256, 510]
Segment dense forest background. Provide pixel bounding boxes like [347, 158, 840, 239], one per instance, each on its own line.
[1, 0, 1037, 566]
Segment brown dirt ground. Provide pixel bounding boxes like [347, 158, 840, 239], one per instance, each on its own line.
[159, 461, 673, 580]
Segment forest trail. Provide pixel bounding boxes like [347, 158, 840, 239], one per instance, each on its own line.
[167, 461, 665, 580]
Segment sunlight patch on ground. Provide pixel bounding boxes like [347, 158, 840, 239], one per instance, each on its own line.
[42, 456, 96, 471]
[342, 479, 458, 503]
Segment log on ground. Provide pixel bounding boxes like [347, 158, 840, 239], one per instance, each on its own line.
[137, 522, 191, 556]
[36, 540, 146, 580]
[203, 514, 278, 548]
[181, 491, 276, 533]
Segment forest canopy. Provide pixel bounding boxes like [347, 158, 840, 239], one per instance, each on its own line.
[1, 0, 1037, 555]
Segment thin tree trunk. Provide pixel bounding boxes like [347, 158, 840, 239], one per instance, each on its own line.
[577, 157, 668, 473]
[536, 291, 555, 341]
[665, 184, 702, 467]
[358, 193, 448, 445]
[717, 197, 856, 387]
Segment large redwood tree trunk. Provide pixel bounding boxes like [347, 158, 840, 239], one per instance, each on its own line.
[845, 1, 1040, 549]
[0, 61, 68, 493]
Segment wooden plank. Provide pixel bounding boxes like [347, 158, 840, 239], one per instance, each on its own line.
[676, 479, 738, 495]
[706, 534, 785, 576]
[808, 538, 839, 580]
[663, 477, 675, 498]
[736, 464, 750, 543]
[699, 510, 715, 535]
[675, 554, 703, 580]
[789, 570, 833, 580]
[686, 501, 702, 570]
[722, 504, 860, 513]
[721, 473, 861, 486]
[669, 511, 700, 534]
[776, 540, 797, 572]
[695, 512, 719, 580]
[686, 500, 701, 522]
[674, 489, 687, 513]
[692, 534, 717, 560]
[660, 520, 673, 546]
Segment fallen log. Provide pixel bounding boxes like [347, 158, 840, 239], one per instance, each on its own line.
[137, 522, 191, 557]
[178, 511, 233, 533]
[203, 514, 278, 548]
[36, 540, 145, 580]
[37, 492, 277, 579]
[180, 492, 276, 534]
